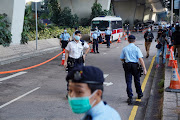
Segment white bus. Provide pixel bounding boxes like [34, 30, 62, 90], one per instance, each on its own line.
[90, 16, 123, 41]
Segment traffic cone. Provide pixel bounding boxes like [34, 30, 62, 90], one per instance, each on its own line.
[125, 34, 128, 40]
[129, 31, 131, 35]
[90, 48, 94, 53]
[117, 34, 121, 43]
[166, 49, 170, 59]
[61, 49, 65, 65]
[168, 48, 175, 67]
[165, 60, 180, 92]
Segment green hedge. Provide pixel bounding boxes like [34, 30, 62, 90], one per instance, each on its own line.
[25, 26, 91, 41]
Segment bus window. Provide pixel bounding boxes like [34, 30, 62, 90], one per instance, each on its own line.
[91, 21, 109, 31]
[111, 21, 122, 29]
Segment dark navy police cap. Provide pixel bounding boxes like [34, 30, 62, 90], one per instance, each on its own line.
[128, 35, 136, 39]
[75, 31, 81, 35]
[66, 66, 104, 84]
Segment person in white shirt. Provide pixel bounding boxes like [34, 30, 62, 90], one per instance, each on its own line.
[64, 31, 90, 72]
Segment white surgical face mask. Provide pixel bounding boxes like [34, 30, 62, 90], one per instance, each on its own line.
[148, 29, 151, 32]
[64, 30, 67, 33]
[74, 35, 80, 41]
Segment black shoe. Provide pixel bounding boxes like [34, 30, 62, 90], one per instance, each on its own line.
[138, 94, 143, 99]
[94, 52, 96, 54]
[127, 98, 133, 105]
[97, 51, 99, 53]
[66, 94, 68, 99]
[107, 46, 110, 48]
[146, 55, 149, 58]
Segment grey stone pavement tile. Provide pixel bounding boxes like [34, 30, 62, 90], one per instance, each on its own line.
[0, 38, 60, 65]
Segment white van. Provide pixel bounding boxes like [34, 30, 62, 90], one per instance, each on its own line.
[90, 16, 123, 41]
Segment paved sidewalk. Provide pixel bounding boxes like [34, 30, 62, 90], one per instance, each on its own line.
[163, 62, 180, 120]
[0, 38, 61, 65]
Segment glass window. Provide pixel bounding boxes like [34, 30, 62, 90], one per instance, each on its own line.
[111, 21, 122, 29]
[91, 21, 109, 31]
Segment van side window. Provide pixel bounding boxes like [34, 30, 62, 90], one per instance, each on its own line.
[111, 21, 122, 29]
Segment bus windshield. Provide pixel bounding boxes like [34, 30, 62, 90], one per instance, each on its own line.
[91, 21, 109, 31]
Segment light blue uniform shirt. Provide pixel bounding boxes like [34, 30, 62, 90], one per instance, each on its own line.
[82, 101, 121, 120]
[97, 30, 101, 37]
[92, 32, 98, 39]
[120, 43, 143, 63]
[105, 30, 112, 35]
[60, 32, 70, 41]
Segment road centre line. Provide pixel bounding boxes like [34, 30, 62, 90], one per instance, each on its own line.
[0, 71, 27, 82]
[0, 87, 40, 109]
[128, 56, 156, 120]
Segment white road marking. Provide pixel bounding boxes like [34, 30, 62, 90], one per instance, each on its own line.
[104, 82, 113, 86]
[0, 71, 27, 82]
[0, 87, 40, 109]
[116, 47, 119, 48]
[103, 74, 113, 86]
[103, 74, 109, 78]
[103, 53, 107, 55]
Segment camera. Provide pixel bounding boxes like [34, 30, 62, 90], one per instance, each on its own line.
[138, 65, 144, 77]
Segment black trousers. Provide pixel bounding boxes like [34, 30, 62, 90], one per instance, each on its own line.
[123, 62, 143, 98]
[61, 41, 68, 49]
[93, 39, 98, 52]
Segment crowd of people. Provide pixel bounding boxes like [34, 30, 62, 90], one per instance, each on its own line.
[57, 23, 179, 119]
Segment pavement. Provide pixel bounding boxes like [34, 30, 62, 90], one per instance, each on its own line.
[0, 38, 60, 65]
[162, 60, 180, 120]
[0, 32, 174, 120]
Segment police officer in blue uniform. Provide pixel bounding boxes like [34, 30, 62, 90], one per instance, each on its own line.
[60, 28, 71, 50]
[105, 27, 112, 48]
[66, 66, 121, 120]
[91, 29, 99, 53]
[96, 27, 102, 43]
[120, 35, 147, 105]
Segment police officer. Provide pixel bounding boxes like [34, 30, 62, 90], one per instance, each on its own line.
[144, 27, 154, 58]
[64, 31, 90, 72]
[60, 28, 71, 50]
[66, 66, 121, 120]
[120, 35, 147, 105]
[105, 27, 112, 48]
[72, 27, 78, 40]
[96, 27, 102, 43]
[91, 29, 99, 53]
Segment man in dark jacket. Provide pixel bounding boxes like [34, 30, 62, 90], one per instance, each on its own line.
[172, 25, 180, 61]
[144, 27, 154, 58]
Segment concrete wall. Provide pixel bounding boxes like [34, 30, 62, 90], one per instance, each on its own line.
[0, 0, 25, 44]
[59, 0, 111, 20]
[113, 0, 137, 26]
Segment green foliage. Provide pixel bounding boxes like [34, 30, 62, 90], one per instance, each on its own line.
[48, 0, 78, 27]
[90, 2, 110, 20]
[26, 26, 90, 41]
[0, 13, 12, 47]
[81, 1, 111, 26]
[58, 7, 78, 27]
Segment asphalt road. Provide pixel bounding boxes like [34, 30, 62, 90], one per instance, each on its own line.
[0, 32, 158, 120]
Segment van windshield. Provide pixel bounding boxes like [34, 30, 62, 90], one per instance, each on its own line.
[91, 21, 109, 31]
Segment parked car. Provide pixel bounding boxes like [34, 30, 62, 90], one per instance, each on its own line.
[153, 22, 160, 31]
[133, 22, 144, 32]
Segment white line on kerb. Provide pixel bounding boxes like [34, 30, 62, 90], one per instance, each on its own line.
[0, 87, 40, 109]
[0, 71, 27, 82]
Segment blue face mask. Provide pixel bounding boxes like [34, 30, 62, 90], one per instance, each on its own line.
[64, 30, 67, 33]
[74, 35, 80, 41]
[68, 90, 97, 114]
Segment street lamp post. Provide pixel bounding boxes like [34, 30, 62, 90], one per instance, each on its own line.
[32, 0, 42, 50]
[171, 0, 173, 25]
[35, 2, 38, 50]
